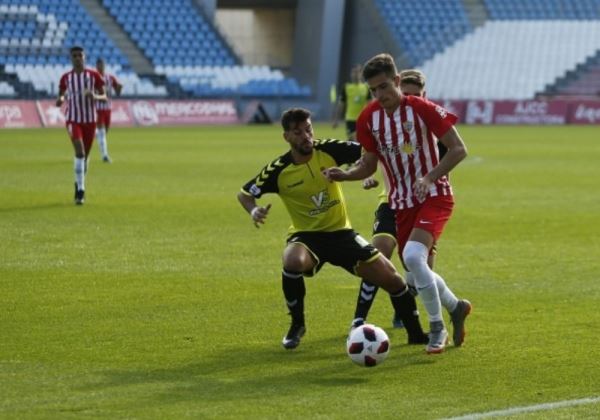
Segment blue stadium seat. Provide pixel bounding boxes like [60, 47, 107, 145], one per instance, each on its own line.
[375, 0, 473, 65]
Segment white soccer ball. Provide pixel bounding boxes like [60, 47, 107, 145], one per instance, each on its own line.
[346, 324, 390, 367]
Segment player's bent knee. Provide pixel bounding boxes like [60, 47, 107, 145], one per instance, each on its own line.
[402, 241, 428, 271]
[282, 253, 313, 273]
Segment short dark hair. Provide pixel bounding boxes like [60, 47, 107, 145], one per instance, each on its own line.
[70, 46, 84, 54]
[362, 53, 398, 81]
[281, 108, 311, 131]
[96, 57, 105, 64]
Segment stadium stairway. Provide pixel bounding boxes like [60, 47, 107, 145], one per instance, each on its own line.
[79, 0, 153, 74]
[543, 49, 600, 98]
[358, 0, 409, 70]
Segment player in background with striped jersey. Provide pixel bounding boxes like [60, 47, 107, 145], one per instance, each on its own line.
[323, 54, 472, 354]
[353, 69, 451, 332]
[56, 46, 106, 205]
[95, 58, 123, 163]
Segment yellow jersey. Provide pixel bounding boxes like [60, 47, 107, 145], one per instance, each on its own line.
[241, 139, 362, 236]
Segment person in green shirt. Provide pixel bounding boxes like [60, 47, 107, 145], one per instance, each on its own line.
[238, 107, 427, 350]
[332, 64, 371, 139]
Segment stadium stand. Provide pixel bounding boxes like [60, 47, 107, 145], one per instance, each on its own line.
[102, 0, 236, 68]
[369, 0, 600, 100]
[396, 0, 600, 100]
[4, 0, 598, 102]
[102, 0, 310, 97]
[420, 20, 600, 100]
[0, 1, 166, 97]
[375, 0, 473, 66]
[0, 0, 307, 99]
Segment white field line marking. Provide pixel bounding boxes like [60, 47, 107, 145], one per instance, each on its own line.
[442, 396, 600, 419]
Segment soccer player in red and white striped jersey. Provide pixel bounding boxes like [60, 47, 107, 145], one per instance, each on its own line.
[56, 46, 105, 205]
[323, 53, 472, 354]
[95, 58, 123, 163]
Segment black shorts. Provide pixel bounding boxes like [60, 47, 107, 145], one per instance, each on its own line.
[372, 202, 396, 239]
[287, 229, 379, 277]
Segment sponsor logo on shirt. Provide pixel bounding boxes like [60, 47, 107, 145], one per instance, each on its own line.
[377, 143, 420, 156]
[308, 189, 340, 216]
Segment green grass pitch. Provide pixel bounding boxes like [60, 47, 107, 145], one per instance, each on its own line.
[1, 124, 599, 419]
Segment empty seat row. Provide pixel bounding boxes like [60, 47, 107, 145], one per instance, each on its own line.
[156, 65, 311, 98]
[4, 64, 167, 97]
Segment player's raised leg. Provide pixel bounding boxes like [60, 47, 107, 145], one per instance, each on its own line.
[356, 254, 428, 343]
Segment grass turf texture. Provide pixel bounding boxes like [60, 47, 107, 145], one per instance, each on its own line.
[1, 124, 599, 419]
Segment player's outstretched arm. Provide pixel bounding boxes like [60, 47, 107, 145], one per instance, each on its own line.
[322, 151, 378, 182]
[237, 191, 271, 228]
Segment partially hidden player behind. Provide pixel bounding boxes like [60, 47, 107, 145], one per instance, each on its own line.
[56, 46, 106, 205]
[95, 58, 123, 163]
[332, 64, 371, 139]
[352, 69, 451, 330]
[323, 54, 472, 354]
[237, 107, 428, 350]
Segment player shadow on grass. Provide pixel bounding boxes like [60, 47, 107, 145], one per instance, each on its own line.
[80, 334, 439, 406]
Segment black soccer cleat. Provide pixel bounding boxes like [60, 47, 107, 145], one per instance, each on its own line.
[282, 323, 306, 350]
[74, 183, 85, 205]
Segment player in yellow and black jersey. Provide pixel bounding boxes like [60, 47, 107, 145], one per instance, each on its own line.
[241, 137, 358, 235]
[237, 107, 427, 350]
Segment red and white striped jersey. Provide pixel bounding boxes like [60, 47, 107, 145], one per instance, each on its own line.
[356, 96, 457, 210]
[96, 73, 119, 111]
[58, 68, 105, 123]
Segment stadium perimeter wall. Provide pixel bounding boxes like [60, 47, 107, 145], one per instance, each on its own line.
[2, 99, 600, 128]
